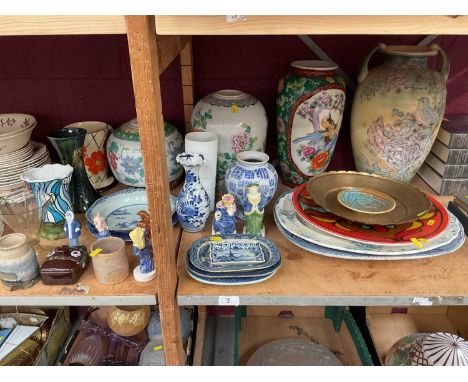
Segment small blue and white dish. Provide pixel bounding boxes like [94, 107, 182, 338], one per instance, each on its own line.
[209, 240, 265, 264]
[188, 234, 280, 273]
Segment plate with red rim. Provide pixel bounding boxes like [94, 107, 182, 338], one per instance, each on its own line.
[292, 183, 449, 245]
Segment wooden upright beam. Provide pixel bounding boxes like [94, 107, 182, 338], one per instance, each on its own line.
[180, 37, 194, 132]
[125, 16, 185, 366]
[157, 35, 191, 74]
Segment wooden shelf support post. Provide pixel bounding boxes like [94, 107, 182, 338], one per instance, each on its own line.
[180, 37, 194, 132]
[125, 15, 185, 366]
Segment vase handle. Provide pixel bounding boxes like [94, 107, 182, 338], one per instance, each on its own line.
[430, 43, 450, 83]
[357, 43, 386, 83]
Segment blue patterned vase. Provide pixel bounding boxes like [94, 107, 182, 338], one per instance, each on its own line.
[176, 153, 211, 232]
[21, 164, 74, 239]
[225, 151, 278, 219]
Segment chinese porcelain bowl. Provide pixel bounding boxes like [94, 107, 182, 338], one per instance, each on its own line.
[306, 171, 431, 225]
[0, 114, 37, 155]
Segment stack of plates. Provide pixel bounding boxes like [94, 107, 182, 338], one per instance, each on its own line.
[274, 182, 465, 261]
[186, 234, 281, 285]
[0, 142, 51, 194]
[86, 188, 178, 241]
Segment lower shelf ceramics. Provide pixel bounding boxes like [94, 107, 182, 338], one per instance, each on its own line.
[185, 265, 277, 285]
[274, 204, 465, 260]
[276, 191, 461, 256]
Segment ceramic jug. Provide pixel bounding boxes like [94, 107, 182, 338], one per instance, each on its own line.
[351, 43, 449, 182]
[276, 60, 346, 186]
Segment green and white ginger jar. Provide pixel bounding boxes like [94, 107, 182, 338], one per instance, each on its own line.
[190, 89, 268, 192]
[351, 44, 449, 182]
[276, 60, 346, 187]
[106, 118, 184, 188]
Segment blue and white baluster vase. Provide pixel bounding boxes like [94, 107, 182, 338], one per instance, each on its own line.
[176, 153, 211, 232]
[225, 151, 278, 219]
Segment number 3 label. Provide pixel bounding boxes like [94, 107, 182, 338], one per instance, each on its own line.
[218, 296, 240, 306]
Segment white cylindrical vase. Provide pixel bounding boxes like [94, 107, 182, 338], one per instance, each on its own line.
[185, 132, 218, 211]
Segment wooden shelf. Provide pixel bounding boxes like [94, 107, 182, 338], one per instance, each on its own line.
[155, 15, 468, 35]
[0, 16, 126, 36]
[177, 181, 467, 306]
[0, 185, 182, 306]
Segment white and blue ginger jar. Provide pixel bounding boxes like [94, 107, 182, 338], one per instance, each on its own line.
[176, 153, 211, 232]
[225, 151, 278, 219]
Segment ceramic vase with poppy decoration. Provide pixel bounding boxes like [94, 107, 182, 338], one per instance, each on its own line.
[65, 121, 114, 190]
[276, 60, 346, 187]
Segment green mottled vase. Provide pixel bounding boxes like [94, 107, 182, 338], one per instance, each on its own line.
[276, 60, 346, 187]
[47, 127, 100, 213]
[351, 44, 449, 182]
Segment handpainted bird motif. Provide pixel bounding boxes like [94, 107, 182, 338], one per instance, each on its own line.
[414, 97, 439, 128]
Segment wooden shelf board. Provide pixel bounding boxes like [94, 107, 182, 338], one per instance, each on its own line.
[0, 16, 125, 36]
[0, 184, 182, 306]
[177, 180, 467, 306]
[155, 15, 468, 35]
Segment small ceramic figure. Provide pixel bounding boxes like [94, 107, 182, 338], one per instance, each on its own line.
[129, 211, 156, 282]
[64, 210, 81, 247]
[93, 212, 111, 239]
[242, 184, 267, 236]
[212, 194, 237, 235]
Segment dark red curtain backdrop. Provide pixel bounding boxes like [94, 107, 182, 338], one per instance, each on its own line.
[0, 35, 467, 168]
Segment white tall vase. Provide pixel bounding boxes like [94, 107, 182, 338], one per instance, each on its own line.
[185, 132, 218, 211]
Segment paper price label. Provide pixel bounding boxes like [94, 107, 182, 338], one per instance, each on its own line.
[412, 297, 433, 306]
[218, 296, 240, 306]
[226, 15, 247, 23]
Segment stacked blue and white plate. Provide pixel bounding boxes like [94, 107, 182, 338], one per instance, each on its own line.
[186, 234, 281, 285]
[86, 188, 178, 241]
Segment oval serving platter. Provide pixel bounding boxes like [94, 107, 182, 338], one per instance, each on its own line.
[293, 182, 449, 245]
[188, 234, 281, 273]
[306, 171, 431, 225]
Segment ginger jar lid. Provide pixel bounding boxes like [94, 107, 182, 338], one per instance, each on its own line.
[203, 89, 259, 108]
[113, 118, 176, 142]
[291, 60, 338, 71]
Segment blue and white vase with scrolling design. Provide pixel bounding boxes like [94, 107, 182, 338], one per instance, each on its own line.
[176, 153, 211, 232]
[225, 151, 278, 219]
[21, 164, 74, 239]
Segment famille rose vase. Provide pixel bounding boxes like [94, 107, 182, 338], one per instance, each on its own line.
[176, 153, 211, 232]
[107, 118, 184, 188]
[351, 44, 449, 182]
[276, 60, 346, 187]
[190, 89, 268, 193]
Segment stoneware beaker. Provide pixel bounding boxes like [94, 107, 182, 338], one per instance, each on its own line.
[90, 237, 130, 285]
